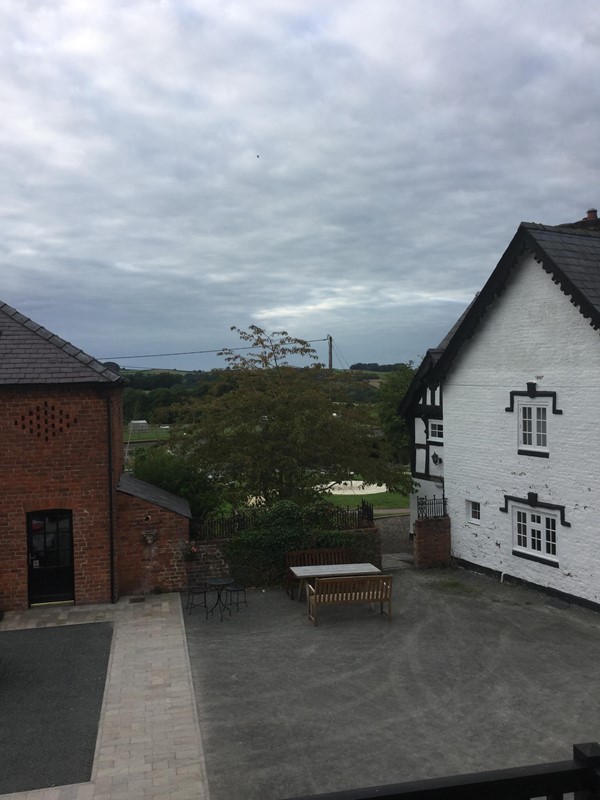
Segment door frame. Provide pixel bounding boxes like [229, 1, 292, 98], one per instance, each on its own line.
[27, 509, 75, 606]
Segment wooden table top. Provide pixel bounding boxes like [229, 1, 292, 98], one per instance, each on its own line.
[290, 563, 381, 578]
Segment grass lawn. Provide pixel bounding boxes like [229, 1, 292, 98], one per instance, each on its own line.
[326, 491, 409, 511]
[124, 425, 171, 443]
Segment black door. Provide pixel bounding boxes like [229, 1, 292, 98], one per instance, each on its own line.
[27, 510, 75, 605]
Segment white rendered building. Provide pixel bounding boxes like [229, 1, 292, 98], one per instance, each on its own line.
[401, 211, 600, 607]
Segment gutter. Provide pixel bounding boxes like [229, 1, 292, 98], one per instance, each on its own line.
[106, 393, 116, 603]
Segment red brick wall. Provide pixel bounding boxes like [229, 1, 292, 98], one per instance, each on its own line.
[184, 540, 231, 586]
[116, 492, 190, 595]
[0, 384, 123, 610]
[413, 516, 451, 568]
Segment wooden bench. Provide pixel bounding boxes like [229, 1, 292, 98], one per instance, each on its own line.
[285, 547, 353, 599]
[307, 574, 393, 625]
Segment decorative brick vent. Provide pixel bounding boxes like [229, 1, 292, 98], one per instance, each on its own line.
[15, 401, 78, 441]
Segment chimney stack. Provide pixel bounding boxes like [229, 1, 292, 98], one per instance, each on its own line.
[586, 208, 598, 220]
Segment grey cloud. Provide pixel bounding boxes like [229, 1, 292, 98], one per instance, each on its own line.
[1, 1, 599, 370]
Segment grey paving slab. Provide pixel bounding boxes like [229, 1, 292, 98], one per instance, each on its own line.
[182, 565, 600, 800]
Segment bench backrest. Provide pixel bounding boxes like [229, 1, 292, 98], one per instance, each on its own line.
[314, 574, 393, 602]
[285, 547, 353, 569]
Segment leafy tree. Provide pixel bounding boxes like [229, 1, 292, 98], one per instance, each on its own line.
[132, 446, 223, 519]
[174, 326, 411, 508]
[376, 362, 416, 463]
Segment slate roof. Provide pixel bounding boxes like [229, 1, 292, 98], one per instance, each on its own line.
[400, 220, 600, 416]
[0, 302, 123, 385]
[117, 473, 192, 518]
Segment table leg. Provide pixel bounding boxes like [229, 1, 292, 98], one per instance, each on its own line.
[206, 586, 232, 622]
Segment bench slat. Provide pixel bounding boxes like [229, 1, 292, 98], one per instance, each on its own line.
[307, 575, 393, 625]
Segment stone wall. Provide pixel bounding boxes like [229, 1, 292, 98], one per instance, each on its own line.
[375, 513, 411, 553]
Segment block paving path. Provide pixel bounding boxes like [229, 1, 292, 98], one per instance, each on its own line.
[0, 594, 209, 800]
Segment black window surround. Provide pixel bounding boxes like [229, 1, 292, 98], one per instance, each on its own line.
[504, 381, 563, 415]
[505, 382, 561, 458]
[512, 549, 559, 568]
[499, 491, 571, 528]
[517, 448, 549, 458]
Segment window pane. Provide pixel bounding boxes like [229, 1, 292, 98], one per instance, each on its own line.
[58, 515, 71, 532]
[536, 407, 547, 447]
[521, 407, 532, 445]
[517, 510, 527, 547]
[545, 518, 557, 555]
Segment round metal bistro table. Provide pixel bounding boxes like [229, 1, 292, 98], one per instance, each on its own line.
[206, 577, 234, 622]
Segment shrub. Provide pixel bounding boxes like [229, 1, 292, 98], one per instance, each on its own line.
[223, 526, 381, 588]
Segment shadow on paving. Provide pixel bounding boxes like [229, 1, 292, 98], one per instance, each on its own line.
[182, 568, 600, 800]
[0, 621, 113, 794]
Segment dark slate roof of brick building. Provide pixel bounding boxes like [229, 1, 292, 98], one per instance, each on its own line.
[117, 473, 192, 518]
[400, 220, 600, 415]
[0, 302, 123, 385]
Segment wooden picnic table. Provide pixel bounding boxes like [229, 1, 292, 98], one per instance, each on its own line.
[290, 563, 381, 601]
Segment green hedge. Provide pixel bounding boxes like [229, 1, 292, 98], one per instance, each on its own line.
[223, 527, 382, 588]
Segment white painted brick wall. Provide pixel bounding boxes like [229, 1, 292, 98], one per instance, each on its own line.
[444, 253, 600, 604]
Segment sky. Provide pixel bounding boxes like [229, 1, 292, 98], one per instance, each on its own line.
[2, 1, 600, 371]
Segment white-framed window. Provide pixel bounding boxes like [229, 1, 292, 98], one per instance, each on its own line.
[429, 422, 443, 440]
[468, 500, 481, 524]
[517, 401, 549, 454]
[512, 507, 558, 562]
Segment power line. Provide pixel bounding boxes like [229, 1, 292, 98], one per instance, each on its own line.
[331, 340, 351, 370]
[102, 338, 329, 361]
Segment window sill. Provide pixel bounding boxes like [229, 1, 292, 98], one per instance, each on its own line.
[518, 448, 549, 459]
[468, 519, 480, 526]
[512, 549, 558, 568]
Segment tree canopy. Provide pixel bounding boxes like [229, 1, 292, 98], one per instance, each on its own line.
[174, 326, 411, 508]
[132, 446, 223, 519]
[376, 362, 416, 462]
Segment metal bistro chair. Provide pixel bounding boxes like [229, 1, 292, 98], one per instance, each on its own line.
[225, 583, 248, 612]
[186, 580, 209, 615]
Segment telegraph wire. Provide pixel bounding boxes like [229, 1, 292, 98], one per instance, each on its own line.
[331, 340, 351, 370]
[102, 338, 329, 361]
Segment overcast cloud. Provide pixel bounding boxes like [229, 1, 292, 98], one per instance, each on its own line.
[2, 1, 599, 370]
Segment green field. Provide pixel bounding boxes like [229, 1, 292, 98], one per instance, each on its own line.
[326, 491, 409, 511]
[124, 425, 172, 443]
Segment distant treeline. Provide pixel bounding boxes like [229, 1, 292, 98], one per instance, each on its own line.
[120, 369, 382, 424]
[350, 362, 413, 372]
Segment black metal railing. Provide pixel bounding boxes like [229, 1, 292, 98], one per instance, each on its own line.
[191, 501, 374, 540]
[285, 742, 600, 800]
[417, 495, 447, 519]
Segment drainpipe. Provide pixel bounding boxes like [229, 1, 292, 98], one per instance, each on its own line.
[106, 394, 117, 603]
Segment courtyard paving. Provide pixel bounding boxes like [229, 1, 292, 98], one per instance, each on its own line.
[2, 562, 600, 800]
[0, 594, 209, 800]
[183, 562, 600, 800]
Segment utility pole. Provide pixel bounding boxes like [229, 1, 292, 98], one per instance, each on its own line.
[327, 335, 333, 371]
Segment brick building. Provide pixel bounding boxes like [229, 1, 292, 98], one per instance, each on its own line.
[400, 210, 600, 606]
[0, 301, 191, 611]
